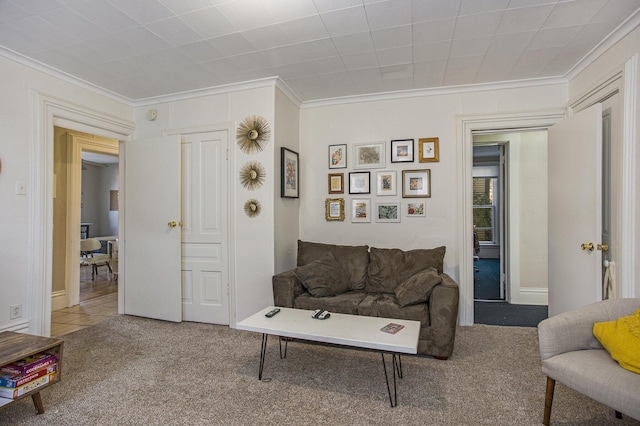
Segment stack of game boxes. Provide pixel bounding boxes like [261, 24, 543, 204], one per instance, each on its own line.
[0, 353, 57, 400]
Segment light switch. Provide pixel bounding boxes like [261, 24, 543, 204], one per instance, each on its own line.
[15, 180, 26, 195]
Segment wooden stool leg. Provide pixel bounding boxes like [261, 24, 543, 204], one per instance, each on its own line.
[615, 411, 623, 419]
[543, 376, 555, 426]
[31, 392, 44, 414]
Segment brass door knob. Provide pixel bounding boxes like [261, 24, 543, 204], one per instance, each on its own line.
[168, 221, 177, 228]
[581, 242, 595, 251]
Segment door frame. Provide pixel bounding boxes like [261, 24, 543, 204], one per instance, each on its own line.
[457, 109, 566, 326]
[164, 123, 236, 325]
[30, 91, 134, 336]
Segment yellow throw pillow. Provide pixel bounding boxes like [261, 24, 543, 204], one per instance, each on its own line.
[593, 309, 640, 374]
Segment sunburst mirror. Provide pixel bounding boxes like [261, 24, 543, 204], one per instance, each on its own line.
[244, 199, 261, 218]
[236, 115, 271, 154]
[239, 161, 266, 190]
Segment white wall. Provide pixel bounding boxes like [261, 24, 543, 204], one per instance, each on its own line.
[133, 83, 282, 323]
[569, 26, 640, 298]
[299, 85, 566, 307]
[274, 88, 300, 274]
[80, 163, 118, 238]
[0, 55, 133, 333]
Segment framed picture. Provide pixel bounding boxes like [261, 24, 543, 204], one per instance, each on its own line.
[349, 171, 371, 194]
[353, 141, 385, 169]
[351, 198, 371, 223]
[328, 173, 344, 194]
[328, 144, 347, 169]
[390, 139, 414, 163]
[405, 202, 426, 217]
[418, 137, 439, 162]
[281, 147, 299, 198]
[376, 202, 401, 223]
[376, 170, 397, 196]
[325, 198, 345, 221]
[402, 169, 431, 198]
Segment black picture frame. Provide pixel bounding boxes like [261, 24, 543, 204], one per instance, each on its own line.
[391, 139, 414, 163]
[281, 147, 299, 198]
[349, 171, 371, 194]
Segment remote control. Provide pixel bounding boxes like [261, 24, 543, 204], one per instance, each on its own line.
[265, 308, 280, 318]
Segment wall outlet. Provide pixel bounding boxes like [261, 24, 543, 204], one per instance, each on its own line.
[10, 304, 22, 320]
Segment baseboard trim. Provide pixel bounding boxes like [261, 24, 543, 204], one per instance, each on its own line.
[516, 287, 548, 305]
[51, 290, 67, 311]
[0, 320, 30, 333]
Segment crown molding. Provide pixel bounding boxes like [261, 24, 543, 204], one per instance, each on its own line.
[565, 9, 640, 81]
[300, 77, 568, 109]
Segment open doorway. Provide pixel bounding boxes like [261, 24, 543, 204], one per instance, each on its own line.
[472, 131, 549, 327]
[51, 127, 119, 336]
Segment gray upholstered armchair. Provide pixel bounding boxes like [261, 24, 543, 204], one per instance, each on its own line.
[538, 298, 640, 425]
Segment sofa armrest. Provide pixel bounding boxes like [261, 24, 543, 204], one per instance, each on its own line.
[428, 273, 459, 358]
[538, 298, 640, 361]
[272, 270, 305, 308]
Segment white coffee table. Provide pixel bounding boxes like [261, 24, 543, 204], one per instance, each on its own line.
[236, 306, 420, 407]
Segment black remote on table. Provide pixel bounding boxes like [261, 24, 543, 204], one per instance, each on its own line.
[265, 308, 281, 318]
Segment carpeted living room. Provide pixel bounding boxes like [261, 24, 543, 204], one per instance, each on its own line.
[3, 1, 640, 424]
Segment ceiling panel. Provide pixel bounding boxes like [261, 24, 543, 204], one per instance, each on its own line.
[0, 0, 637, 103]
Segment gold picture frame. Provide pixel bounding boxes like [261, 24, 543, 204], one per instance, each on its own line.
[328, 173, 344, 194]
[418, 137, 439, 162]
[325, 198, 345, 221]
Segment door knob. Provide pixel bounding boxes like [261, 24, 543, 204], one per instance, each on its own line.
[581, 242, 595, 251]
[168, 221, 177, 228]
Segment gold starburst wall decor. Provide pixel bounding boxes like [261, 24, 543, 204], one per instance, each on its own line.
[239, 161, 266, 190]
[236, 115, 271, 154]
[244, 199, 261, 218]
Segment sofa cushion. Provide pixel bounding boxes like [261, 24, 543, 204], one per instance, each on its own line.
[294, 291, 367, 315]
[298, 240, 369, 291]
[294, 252, 351, 297]
[358, 293, 428, 326]
[366, 246, 446, 293]
[593, 309, 640, 374]
[395, 267, 442, 307]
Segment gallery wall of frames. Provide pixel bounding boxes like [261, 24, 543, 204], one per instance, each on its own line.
[325, 138, 439, 223]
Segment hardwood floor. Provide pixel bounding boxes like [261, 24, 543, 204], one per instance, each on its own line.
[51, 265, 118, 337]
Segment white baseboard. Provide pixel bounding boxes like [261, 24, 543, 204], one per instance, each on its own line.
[0, 320, 30, 333]
[51, 290, 67, 311]
[515, 287, 548, 305]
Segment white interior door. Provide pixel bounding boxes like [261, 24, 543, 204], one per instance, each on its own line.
[181, 131, 229, 324]
[123, 136, 182, 322]
[548, 104, 603, 317]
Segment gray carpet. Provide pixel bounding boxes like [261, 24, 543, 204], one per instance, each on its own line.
[1, 315, 638, 426]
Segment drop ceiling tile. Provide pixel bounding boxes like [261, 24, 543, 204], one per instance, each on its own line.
[413, 40, 452, 62]
[108, 0, 174, 25]
[312, 0, 363, 13]
[443, 64, 479, 86]
[267, 0, 318, 22]
[364, 0, 412, 30]
[8, 0, 63, 14]
[527, 25, 582, 49]
[459, 0, 510, 16]
[449, 36, 492, 58]
[242, 24, 290, 50]
[349, 67, 383, 82]
[331, 32, 375, 56]
[507, 0, 559, 8]
[207, 32, 256, 57]
[496, 4, 554, 34]
[113, 27, 171, 54]
[376, 46, 412, 67]
[180, 40, 225, 62]
[158, 0, 216, 15]
[145, 16, 203, 47]
[592, 0, 640, 22]
[446, 54, 484, 71]
[412, 0, 461, 23]
[61, 0, 139, 33]
[412, 59, 446, 86]
[216, 0, 278, 31]
[341, 51, 379, 70]
[320, 5, 370, 37]
[381, 63, 413, 80]
[513, 46, 562, 69]
[0, 2, 32, 24]
[352, 79, 386, 95]
[178, 6, 238, 39]
[6, 16, 76, 53]
[37, 7, 108, 41]
[572, 20, 619, 46]
[453, 11, 504, 39]
[224, 51, 272, 73]
[484, 31, 535, 57]
[279, 15, 330, 43]
[371, 25, 412, 50]
[542, 0, 608, 28]
[412, 18, 456, 44]
[66, 35, 142, 63]
[319, 70, 354, 89]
